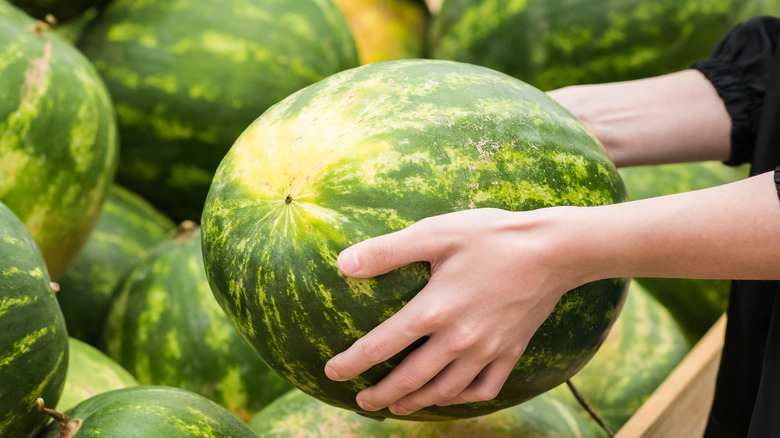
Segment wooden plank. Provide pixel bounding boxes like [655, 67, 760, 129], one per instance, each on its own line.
[616, 314, 725, 438]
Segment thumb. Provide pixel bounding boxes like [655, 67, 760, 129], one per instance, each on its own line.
[337, 222, 436, 278]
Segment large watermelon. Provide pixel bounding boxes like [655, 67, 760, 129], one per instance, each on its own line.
[56, 337, 139, 412]
[567, 280, 691, 432]
[0, 201, 69, 438]
[56, 185, 175, 346]
[103, 224, 293, 421]
[0, 1, 119, 280]
[38, 386, 257, 438]
[250, 386, 602, 437]
[619, 161, 746, 341]
[332, 0, 430, 65]
[77, 0, 359, 222]
[428, 0, 780, 91]
[201, 59, 628, 421]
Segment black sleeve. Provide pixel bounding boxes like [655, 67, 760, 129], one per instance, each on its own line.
[691, 16, 780, 166]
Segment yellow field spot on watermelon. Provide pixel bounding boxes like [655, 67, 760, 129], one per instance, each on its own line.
[229, 100, 392, 209]
[21, 40, 52, 109]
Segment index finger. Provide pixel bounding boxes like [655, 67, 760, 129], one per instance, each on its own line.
[337, 216, 444, 278]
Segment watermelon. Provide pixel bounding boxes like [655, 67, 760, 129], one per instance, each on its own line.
[56, 185, 175, 346]
[0, 1, 119, 280]
[332, 0, 430, 65]
[77, 0, 359, 222]
[619, 161, 746, 341]
[250, 386, 602, 437]
[38, 386, 258, 438]
[7, 0, 105, 22]
[428, 0, 780, 91]
[567, 280, 691, 432]
[56, 337, 139, 412]
[201, 59, 629, 421]
[0, 201, 69, 438]
[103, 224, 293, 421]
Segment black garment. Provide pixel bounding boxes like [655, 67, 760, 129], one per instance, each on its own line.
[692, 16, 780, 438]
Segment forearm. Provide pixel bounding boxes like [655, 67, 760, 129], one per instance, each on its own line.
[548, 70, 732, 167]
[549, 171, 780, 283]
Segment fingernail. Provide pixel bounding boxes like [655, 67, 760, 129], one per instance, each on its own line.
[337, 248, 360, 275]
[357, 398, 379, 411]
[390, 404, 411, 415]
[324, 364, 344, 381]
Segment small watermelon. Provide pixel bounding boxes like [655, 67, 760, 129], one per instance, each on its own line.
[38, 386, 257, 438]
[77, 0, 359, 222]
[56, 338, 139, 413]
[56, 185, 175, 346]
[104, 223, 293, 421]
[249, 386, 602, 437]
[428, 0, 780, 90]
[0, 200, 69, 438]
[0, 1, 119, 280]
[202, 59, 629, 420]
[568, 280, 691, 431]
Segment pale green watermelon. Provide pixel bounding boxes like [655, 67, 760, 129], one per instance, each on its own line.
[0, 0, 119, 280]
[56, 337, 139, 412]
[77, 0, 359, 222]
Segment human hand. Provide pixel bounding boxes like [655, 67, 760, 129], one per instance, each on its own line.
[324, 207, 586, 416]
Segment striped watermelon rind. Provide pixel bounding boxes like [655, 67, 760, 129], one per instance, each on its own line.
[428, 0, 780, 91]
[0, 1, 119, 280]
[56, 337, 139, 413]
[77, 0, 359, 222]
[568, 280, 691, 431]
[0, 201, 69, 438]
[202, 59, 629, 421]
[56, 185, 175, 346]
[104, 225, 292, 421]
[249, 385, 602, 437]
[38, 386, 257, 438]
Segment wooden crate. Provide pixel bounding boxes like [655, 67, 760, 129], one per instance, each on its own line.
[615, 315, 725, 437]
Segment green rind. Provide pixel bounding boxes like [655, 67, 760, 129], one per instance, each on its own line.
[202, 59, 629, 421]
[77, 0, 359, 222]
[250, 386, 601, 437]
[0, 1, 119, 280]
[56, 337, 139, 412]
[429, 0, 780, 91]
[56, 185, 175, 346]
[39, 386, 257, 438]
[568, 280, 691, 431]
[0, 201, 69, 438]
[619, 161, 746, 341]
[103, 227, 293, 421]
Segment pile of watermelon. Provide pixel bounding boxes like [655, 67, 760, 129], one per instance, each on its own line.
[0, 0, 769, 436]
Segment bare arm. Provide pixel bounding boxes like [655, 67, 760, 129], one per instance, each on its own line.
[547, 70, 732, 167]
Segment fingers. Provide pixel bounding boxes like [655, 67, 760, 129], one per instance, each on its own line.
[324, 295, 433, 382]
[435, 355, 519, 408]
[337, 217, 443, 278]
